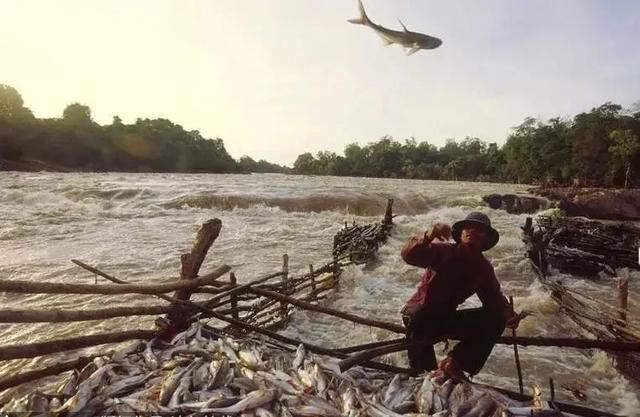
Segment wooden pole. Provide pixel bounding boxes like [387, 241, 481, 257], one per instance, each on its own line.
[169, 219, 223, 329]
[243, 286, 404, 333]
[0, 355, 99, 392]
[71, 259, 228, 288]
[0, 274, 227, 295]
[617, 276, 629, 327]
[510, 296, 524, 395]
[229, 272, 239, 320]
[280, 254, 289, 317]
[336, 338, 406, 354]
[309, 264, 316, 292]
[0, 305, 175, 323]
[0, 330, 156, 360]
[475, 383, 623, 417]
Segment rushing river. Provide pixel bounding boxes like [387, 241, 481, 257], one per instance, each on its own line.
[0, 172, 638, 414]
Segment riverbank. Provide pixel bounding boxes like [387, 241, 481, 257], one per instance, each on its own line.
[530, 186, 640, 221]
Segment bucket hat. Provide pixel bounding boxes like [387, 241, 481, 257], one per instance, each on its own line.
[451, 211, 499, 251]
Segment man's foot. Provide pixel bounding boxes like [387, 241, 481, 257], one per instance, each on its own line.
[435, 356, 469, 382]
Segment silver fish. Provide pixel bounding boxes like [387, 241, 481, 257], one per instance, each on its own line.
[289, 405, 342, 417]
[292, 344, 306, 369]
[208, 357, 230, 389]
[168, 375, 192, 409]
[415, 377, 435, 414]
[57, 371, 78, 397]
[100, 374, 150, 398]
[55, 382, 92, 414]
[142, 340, 159, 370]
[201, 389, 277, 414]
[459, 394, 498, 417]
[159, 359, 200, 406]
[348, 0, 442, 55]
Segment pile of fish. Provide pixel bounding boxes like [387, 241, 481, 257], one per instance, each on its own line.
[2, 322, 568, 416]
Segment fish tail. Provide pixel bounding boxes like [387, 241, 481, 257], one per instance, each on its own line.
[347, 0, 369, 25]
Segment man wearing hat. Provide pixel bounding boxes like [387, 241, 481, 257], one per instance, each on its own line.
[400, 211, 520, 379]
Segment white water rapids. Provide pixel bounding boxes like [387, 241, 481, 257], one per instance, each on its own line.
[0, 172, 638, 414]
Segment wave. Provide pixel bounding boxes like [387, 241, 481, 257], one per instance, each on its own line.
[160, 193, 445, 215]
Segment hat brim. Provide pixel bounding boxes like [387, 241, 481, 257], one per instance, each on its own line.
[452, 219, 499, 251]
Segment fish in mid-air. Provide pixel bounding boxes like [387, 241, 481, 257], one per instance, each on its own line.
[348, 0, 442, 55]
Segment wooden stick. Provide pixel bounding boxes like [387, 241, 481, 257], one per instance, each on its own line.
[336, 338, 406, 354]
[280, 254, 289, 316]
[0, 355, 99, 392]
[510, 296, 524, 395]
[197, 303, 411, 375]
[243, 286, 405, 333]
[0, 305, 175, 323]
[203, 271, 285, 309]
[618, 276, 629, 327]
[339, 342, 409, 371]
[230, 272, 239, 320]
[0, 274, 228, 295]
[72, 259, 229, 288]
[476, 383, 623, 417]
[0, 330, 157, 360]
[169, 219, 223, 329]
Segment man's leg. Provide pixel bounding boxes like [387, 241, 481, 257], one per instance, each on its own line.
[444, 308, 506, 375]
[406, 308, 445, 372]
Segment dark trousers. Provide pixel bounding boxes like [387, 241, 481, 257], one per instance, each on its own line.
[405, 307, 506, 375]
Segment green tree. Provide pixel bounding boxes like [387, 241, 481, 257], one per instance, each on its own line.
[0, 84, 33, 120]
[62, 103, 93, 126]
[609, 129, 640, 188]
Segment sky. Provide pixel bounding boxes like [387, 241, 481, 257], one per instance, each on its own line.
[1, 1, 639, 166]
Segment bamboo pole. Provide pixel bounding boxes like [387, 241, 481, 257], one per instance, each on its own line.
[0, 330, 157, 360]
[0, 274, 227, 295]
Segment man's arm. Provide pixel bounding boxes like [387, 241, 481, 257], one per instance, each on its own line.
[400, 223, 452, 268]
[477, 264, 520, 329]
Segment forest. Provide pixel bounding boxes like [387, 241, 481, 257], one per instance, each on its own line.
[2, 83, 638, 187]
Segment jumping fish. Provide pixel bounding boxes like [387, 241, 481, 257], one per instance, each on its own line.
[348, 0, 442, 55]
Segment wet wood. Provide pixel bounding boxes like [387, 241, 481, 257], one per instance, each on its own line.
[0, 272, 228, 295]
[0, 329, 157, 360]
[0, 355, 98, 392]
[0, 305, 175, 323]
[169, 219, 223, 328]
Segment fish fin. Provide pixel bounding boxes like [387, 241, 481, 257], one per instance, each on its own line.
[406, 47, 421, 56]
[381, 37, 394, 46]
[348, 0, 369, 25]
[398, 18, 408, 31]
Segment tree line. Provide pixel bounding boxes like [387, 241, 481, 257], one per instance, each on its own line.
[0, 84, 289, 174]
[2, 83, 638, 187]
[293, 103, 640, 188]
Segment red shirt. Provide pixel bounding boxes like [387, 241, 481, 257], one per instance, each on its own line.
[401, 237, 507, 314]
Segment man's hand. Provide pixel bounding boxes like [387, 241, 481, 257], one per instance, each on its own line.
[425, 223, 452, 242]
[506, 312, 521, 330]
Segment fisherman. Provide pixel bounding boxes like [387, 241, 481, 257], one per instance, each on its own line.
[400, 211, 520, 380]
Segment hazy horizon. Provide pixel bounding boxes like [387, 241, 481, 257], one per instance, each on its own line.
[2, 0, 639, 165]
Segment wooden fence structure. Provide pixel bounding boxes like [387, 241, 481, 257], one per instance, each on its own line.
[0, 208, 637, 417]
